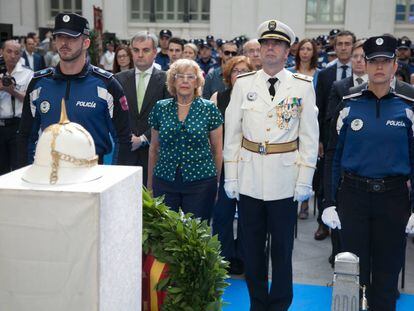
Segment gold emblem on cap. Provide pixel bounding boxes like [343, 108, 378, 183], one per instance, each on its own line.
[63, 14, 70, 22]
[376, 38, 384, 46]
[268, 20, 277, 31]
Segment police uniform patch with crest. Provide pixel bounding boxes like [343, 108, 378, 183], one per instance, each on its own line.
[40, 101, 50, 114]
[351, 119, 364, 131]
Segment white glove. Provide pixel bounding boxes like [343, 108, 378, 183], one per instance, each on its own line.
[293, 183, 312, 202]
[406, 214, 414, 234]
[224, 179, 239, 200]
[322, 206, 341, 230]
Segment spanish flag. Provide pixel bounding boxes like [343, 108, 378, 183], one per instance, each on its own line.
[142, 253, 169, 311]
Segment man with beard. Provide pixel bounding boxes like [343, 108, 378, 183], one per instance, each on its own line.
[17, 13, 131, 167]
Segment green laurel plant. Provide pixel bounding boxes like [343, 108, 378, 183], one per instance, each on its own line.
[142, 188, 229, 311]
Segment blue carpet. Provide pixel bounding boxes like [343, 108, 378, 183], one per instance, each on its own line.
[223, 279, 414, 310]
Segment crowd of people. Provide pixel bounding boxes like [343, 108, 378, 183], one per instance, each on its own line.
[1, 11, 414, 311]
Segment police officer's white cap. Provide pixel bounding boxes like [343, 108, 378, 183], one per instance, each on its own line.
[257, 20, 295, 46]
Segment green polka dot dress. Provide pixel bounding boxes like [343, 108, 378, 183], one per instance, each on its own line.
[148, 97, 223, 182]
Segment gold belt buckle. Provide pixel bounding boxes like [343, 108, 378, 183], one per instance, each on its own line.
[258, 142, 267, 155]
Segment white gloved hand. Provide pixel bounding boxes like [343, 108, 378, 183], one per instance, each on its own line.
[224, 179, 239, 200]
[293, 183, 312, 202]
[406, 214, 414, 234]
[322, 206, 342, 230]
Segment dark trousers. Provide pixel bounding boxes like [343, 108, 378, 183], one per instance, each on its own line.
[212, 173, 243, 261]
[238, 194, 296, 311]
[337, 180, 410, 311]
[153, 169, 217, 222]
[0, 119, 20, 175]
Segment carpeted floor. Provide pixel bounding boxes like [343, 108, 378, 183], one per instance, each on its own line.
[223, 279, 414, 310]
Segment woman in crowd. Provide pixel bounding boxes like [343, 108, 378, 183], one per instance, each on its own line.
[183, 43, 198, 61]
[210, 55, 254, 274]
[147, 59, 223, 221]
[112, 44, 133, 73]
[288, 38, 320, 219]
[288, 38, 320, 88]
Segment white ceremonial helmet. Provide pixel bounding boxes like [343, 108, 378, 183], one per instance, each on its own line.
[22, 99, 102, 185]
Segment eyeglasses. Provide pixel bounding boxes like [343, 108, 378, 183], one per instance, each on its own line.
[117, 54, 129, 59]
[232, 69, 250, 75]
[175, 73, 197, 81]
[223, 50, 238, 57]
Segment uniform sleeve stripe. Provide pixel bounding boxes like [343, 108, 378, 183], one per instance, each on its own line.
[29, 87, 41, 117]
[97, 86, 114, 118]
[336, 106, 350, 134]
[405, 108, 414, 132]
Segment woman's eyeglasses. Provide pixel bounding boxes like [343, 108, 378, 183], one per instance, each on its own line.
[223, 50, 238, 57]
[175, 73, 197, 81]
[232, 69, 250, 75]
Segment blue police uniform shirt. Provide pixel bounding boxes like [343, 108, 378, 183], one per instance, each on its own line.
[155, 52, 170, 71]
[332, 89, 414, 198]
[18, 62, 131, 165]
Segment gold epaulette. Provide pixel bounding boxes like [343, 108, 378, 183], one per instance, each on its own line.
[292, 73, 313, 82]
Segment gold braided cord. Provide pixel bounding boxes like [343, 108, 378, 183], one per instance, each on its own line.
[51, 150, 98, 167]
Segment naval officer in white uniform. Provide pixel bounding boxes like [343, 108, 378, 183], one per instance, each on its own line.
[223, 19, 319, 311]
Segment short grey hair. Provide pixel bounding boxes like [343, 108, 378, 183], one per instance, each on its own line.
[130, 31, 158, 50]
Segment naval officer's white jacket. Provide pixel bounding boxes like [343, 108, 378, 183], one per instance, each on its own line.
[223, 68, 319, 201]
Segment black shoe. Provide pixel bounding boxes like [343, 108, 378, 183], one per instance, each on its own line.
[314, 224, 330, 240]
[228, 258, 244, 275]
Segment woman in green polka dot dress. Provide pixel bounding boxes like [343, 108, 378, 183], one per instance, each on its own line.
[148, 59, 223, 221]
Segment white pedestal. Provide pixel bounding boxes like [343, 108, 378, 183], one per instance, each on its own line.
[0, 165, 142, 311]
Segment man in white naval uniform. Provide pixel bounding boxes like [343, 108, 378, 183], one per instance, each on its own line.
[223, 19, 319, 311]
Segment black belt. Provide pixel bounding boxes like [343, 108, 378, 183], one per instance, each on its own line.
[0, 117, 20, 127]
[343, 172, 407, 193]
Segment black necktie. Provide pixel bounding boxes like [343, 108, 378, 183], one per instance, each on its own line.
[356, 77, 364, 85]
[268, 78, 278, 98]
[341, 65, 348, 80]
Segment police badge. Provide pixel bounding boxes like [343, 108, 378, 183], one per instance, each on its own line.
[40, 101, 50, 114]
[351, 119, 363, 131]
[247, 92, 258, 101]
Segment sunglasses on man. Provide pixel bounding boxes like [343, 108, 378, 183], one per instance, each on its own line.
[223, 50, 238, 56]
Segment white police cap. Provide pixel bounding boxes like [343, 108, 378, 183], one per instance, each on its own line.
[257, 19, 296, 46]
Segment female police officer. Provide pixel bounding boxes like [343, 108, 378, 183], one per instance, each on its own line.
[322, 35, 414, 311]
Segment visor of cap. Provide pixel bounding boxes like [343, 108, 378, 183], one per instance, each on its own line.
[258, 34, 291, 44]
[53, 29, 82, 38]
[365, 52, 395, 60]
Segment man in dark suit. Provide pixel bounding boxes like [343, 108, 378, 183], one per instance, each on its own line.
[326, 39, 367, 121]
[22, 37, 45, 71]
[314, 30, 356, 241]
[115, 31, 169, 185]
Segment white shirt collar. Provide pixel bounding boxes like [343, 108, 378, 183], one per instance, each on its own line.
[261, 68, 286, 83]
[353, 73, 368, 83]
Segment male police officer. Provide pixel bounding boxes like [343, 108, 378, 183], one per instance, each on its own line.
[17, 13, 131, 167]
[223, 19, 319, 310]
[323, 35, 414, 311]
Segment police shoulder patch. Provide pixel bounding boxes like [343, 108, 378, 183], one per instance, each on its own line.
[342, 92, 363, 100]
[33, 67, 54, 78]
[394, 92, 414, 102]
[237, 71, 257, 79]
[91, 66, 113, 79]
[292, 73, 313, 82]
